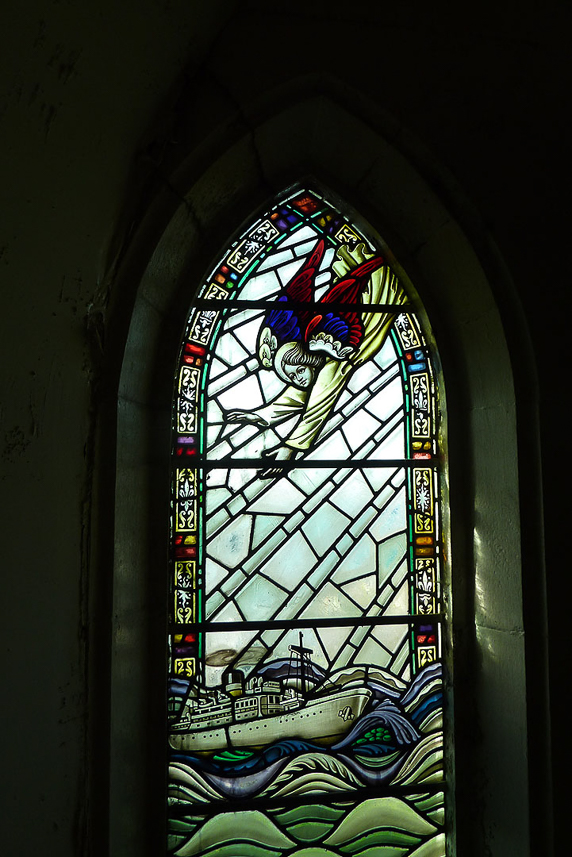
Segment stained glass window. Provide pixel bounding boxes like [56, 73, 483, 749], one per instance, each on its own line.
[168, 187, 447, 857]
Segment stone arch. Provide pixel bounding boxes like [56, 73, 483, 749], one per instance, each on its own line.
[105, 91, 541, 856]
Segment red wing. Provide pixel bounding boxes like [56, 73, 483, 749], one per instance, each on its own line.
[284, 239, 326, 303]
[320, 255, 384, 305]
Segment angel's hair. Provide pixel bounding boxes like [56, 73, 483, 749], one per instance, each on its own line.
[281, 343, 325, 370]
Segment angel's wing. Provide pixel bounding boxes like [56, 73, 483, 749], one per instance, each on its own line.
[304, 253, 385, 359]
[258, 239, 325, 366]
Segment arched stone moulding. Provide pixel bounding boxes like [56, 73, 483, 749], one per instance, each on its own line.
[111, 93, 532, 856]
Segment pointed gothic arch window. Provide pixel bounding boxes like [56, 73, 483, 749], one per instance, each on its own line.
[167, 186, 449, 856]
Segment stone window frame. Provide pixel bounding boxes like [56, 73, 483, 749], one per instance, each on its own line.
[98, 95, 547, 856]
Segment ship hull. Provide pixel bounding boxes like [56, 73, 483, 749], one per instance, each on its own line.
[169, 687, 371, 753]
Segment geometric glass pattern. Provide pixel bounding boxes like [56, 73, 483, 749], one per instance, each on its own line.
[168, 186, 447, 856]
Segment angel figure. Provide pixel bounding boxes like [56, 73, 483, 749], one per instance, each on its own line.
[228, 237, 407, 475]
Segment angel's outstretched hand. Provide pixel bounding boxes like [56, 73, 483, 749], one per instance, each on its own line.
[226, 410, 267, 427]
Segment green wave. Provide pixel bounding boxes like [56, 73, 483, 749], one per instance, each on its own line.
[339, 828, 421, 853]
[169, 762, 224, 803]
[269, 804, 348, 826]
[269, 802, 348, 843]
[173, 809, 295, 856]
[352, 749, 401, 769]
[410, 792, 445, 827]
[409, 833, 446, 857]
[324, 798, 436, 848]
[260, 752, 360, 800]
[285, 821, 338, 844]
[390, 734, 443, 787]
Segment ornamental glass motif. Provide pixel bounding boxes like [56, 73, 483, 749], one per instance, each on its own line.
[168, 187, 447, 857]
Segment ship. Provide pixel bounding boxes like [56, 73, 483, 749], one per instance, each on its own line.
[169, 635, 372, 754]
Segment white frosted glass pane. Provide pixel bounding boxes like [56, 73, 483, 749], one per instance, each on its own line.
[331, 470, 373, 517]
[205, 558, 229, 591]
[206, 507, 230, 538]
[301, 581, 362, 621]
[392, 643, 411, 681]
[370, 421, 406, 460]
[294, 238, 329, 259]
[256, 249, 294, 271]
[248, 479, 306, 515]
[277, 259, 307, 286]
[233, 315, 266, 352]
[242, 528, 288, 575]
[378, 576, 409, 618]
[209, 600, 244, 625]
[349, 504, 378, 540]
[342, 411, 381, 452]
[227, 494, 247, 518]
[207, 424, 222, 447]
[362, 466, 396, 492]
[371, 487, 407, 542]
[380, 561, 408, 614]
[369, 364, 399, 397]
[301, 479, 336, 513]
[310, 430, 351, 461]
[208, 439, 232, 459]
[216, 374, 264, 412]
[205, 589, 224, 618]
[315, 625, 351, 662]
[275, 583, 314, 620]
[260, 371, 287, 403]
[208, 365, 247, 396]
[207, 399, 223, 425]
[235, 574, 288, 620]
[333, 534, 377, 584]
[373, 621, 408, 651]
[355, 634, 391, 669]
[252, 514, 285, 549]
[378, 533, 408, 582]
[238, 269, 280, 300]
[260, 530, 317, 589]
[290, 467, 335, 497]
[279, 225, 316, 247]
[226, 427, 278, 459]
[208, 356, 228, 379]
[343, 574, 377, 609]
[221, 569, 247, 596]
[302, 503, 349, 557]
[366, 375, 403, 421]
[391, 469, 406, 488]
[374, 336, 399, 369]
[307, 551, 339, 589]
[337, 532, 354, 557]
[226, 469, 257, 492]
[284, 509, 305, 533]
[227, 424, 259, 449]
[346, 359, 382, 394]
[205, 486, 231, 514]
[215, 331, 249, 366]
[207, 515, 253, 569]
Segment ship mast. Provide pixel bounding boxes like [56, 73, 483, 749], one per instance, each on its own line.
[289, 632, 313, 696]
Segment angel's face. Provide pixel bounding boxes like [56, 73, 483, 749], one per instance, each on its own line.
[284, 363, 314, 389]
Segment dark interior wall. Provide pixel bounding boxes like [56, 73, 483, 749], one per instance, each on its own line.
[1, 2, 567, 854]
